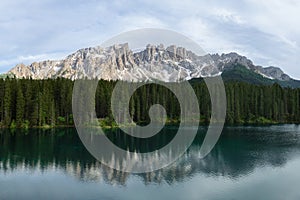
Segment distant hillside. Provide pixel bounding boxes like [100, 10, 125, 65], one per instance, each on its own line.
[221, 64, 300, 88]
[188, 64, 300, 88]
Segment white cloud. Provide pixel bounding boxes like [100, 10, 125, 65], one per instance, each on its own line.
[0, 0, 300, 78]
[213, 8, 245, 25]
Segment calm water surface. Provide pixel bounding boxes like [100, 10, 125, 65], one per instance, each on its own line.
[1, 125, 300, 200]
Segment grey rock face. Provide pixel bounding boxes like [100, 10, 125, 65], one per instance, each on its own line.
[262, 67, 291, 81]
[8, 43, 292, 82]
[210, 53, 292, 81]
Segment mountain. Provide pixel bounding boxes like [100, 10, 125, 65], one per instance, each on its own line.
[8, 43, 219, 81]
[221, 64, 300, 88]
[0, 73, 14, 79]
[7, 43, 300, 87]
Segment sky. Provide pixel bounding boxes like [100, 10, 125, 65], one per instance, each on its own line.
[1, 0, 300, 78]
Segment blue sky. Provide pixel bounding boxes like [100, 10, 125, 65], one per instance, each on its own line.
[1, 0, 300, 78]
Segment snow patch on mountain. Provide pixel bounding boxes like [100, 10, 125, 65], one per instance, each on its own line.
[8, 43, 292, 82]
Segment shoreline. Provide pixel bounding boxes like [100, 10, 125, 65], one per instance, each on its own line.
[1, 121, 300, 130]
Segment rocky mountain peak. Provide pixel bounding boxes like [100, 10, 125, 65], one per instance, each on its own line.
[211, 52, 255, 71]
[7, 43, 293, 82]
[262, 66, 291, 81]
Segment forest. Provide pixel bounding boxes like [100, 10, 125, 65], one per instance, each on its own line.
[0, 77, 299, 128]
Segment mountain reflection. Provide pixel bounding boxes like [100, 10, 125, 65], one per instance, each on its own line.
[1, 126, 300, 185]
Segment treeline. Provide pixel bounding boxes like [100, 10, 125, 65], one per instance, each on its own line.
[0, 78, 73, 128]
[0, 78, 300, 128]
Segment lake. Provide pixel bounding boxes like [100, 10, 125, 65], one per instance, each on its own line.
[1, 125, 300, 200]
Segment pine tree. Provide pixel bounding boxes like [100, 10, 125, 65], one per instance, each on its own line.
[3, 79, 12, 126]
[16, 82, 25, 127]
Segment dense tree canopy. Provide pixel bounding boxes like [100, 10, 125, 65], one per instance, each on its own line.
[0, 78, 299, 128]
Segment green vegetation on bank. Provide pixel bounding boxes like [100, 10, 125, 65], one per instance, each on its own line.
[0, 77, 299, 129]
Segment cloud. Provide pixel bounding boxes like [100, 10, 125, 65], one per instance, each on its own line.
[213, 8, 245, 25]
[0, 0, 299, 78]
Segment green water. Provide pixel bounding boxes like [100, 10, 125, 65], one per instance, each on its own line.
[1, 125, 300, 200]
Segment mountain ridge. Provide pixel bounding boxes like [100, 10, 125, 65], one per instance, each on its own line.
[7, 43, 298, 86]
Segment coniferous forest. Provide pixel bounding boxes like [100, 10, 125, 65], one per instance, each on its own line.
[0, 77, 300, 128]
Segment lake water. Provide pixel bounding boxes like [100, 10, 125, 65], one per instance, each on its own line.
[1, 125, 300, 200]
